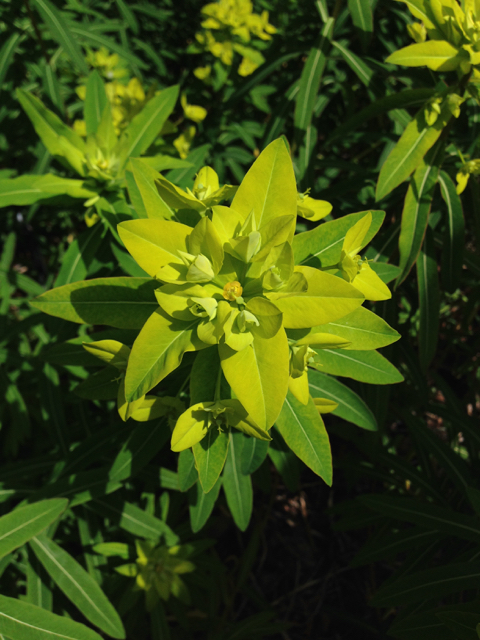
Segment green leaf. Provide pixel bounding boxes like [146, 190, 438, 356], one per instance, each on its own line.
[55, 224, 105, 287]
[129, 159, 174, 221]
[231, 139, 297, 229]
[371, 562, 480, 607]
[389, 610, 456, 640]
[114, 0, 139, 33]
[165, 143, 211, 188]
[84, 71, 108, 136]
[347, 0, 373, 49]
[369, 260, 401, 283]
[417, 228, 440, 371]
[386, 40, 463, 71]
[327, 88, 436, 144]
[268, 429, 300, 491]
[351, 527, 441, 567]
[438, 171, 465, 293]
[294, 18, 334, 134]
[0, 32, 22, 93]
[438, 611, 480, 640]
[376, 109, 446, 201]
[16, 90, 86, 176]
[118, 85, 179, 167]
[0, 595, 103, 640]
[222, 431, 253, 531]
[30, 535, 125, 638]
[0, 499, 67, 560]
[87, 497, 178, 545]
[332, 41, 374, 86]
[188, 478, 222, 533]
[275, 391, 332, 484]
[396, 143, 443, 285]
[293, 210, 385, 267]
[33, 0, 89, 74]
[308, 370, 377, 431]
[219, 328, 290, 430]
[360, 495, 480, 543]
[312, 348, 404, 384]
[193, 429, 229, 493]
[178, 449, 198, 492]
[125, 309, 203, 401]
[31, 277, 159, 329]
[240, 437, 269, 475]
[303, 306, 400, 350]
[68, 25, 148, 70]
[0, 174, 96, 208]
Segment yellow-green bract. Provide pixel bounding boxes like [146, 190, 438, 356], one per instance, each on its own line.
[32, 139, 402, 487]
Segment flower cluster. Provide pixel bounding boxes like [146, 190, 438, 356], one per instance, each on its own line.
[192, 0, 276, 79]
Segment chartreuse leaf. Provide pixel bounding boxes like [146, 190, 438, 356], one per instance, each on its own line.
[0, 595, 103, 640]
[31, 278, 159, 329]
[125, 309, 203, 402]
[118, 219, 190, 276]
[231, 139, 297, 228]
[347, 0, 373, 49]
[0, 499, 67, 560]
[438, 171, 465, 293]
[84, 71, 108, 136]
[386, 40, 463, 71]
[118, 85, 179, 168]
[129, 159, 174, 221]
[0, 174, 96, 207]
[188, 477, 222, 533]
[16, 90, 86, 176]
[417, 228, 440, 372]
[308, 370, 377, 431]
[396, 143, 443, 285]
[193, 429, 229, 493]
[376, 108, 447, 202]
[276, 392, 332, 484]
[269, 268, 364, 328]
[371, 562, 480, 607]
[293, 210, 385, 267]
[30, 535, 125, 638]
[312, 348, 404, 384]
[297, 306, 401, 350]
[219, 328, 290, 430]
[33, 0, 89, 74]
[222, 431, 253, 531]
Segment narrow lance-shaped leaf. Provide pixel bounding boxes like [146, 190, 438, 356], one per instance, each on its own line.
[84, 71, 108, 136]
[308, 369, 377, 431]
[193, 429, 229, 494]
[0, 595, 103, 640]
[0, 499, 68, 560]
[386, 40, 464, 71]
[33, 0, 89, 74]
[417, 227, 440, 372]
[275, 391, 332, 484]
[311, 348, 404, 384]
[118, 85, 179, 167]
[0, 32, 22, 93]
[31, 277, 159, 329]
[438, 170, 465, 293]
[347, 0, 373, 50]
[396, 142, 443, 286]
[29, 535, 125, 638]
[0, 174, 96, 208]
[294, 18, 334, 135]
[222, 431, 253, 531]
[376, 107, 447, 201]
[188, 477, 222, 533]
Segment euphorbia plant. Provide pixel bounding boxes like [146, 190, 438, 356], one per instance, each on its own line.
[0, 71, 185, 227]
[32, 139, 402, 528]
